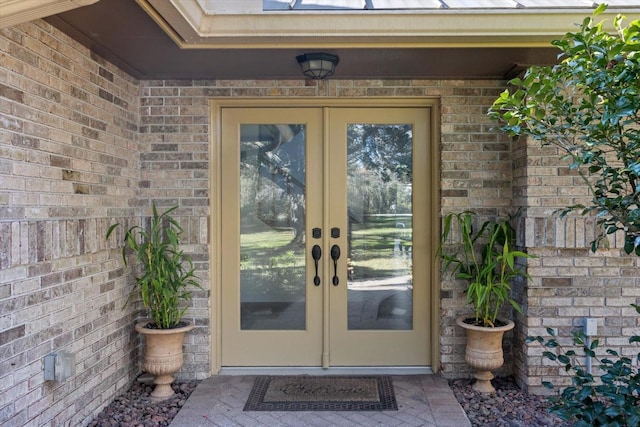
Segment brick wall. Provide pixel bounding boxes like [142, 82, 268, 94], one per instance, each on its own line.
[0, 20, 141, 426]
[138, 79, 212, 379]
[513, 139, 640, 394]
[437, 80, 515, 378]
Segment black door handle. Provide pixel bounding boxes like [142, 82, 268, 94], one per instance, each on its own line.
[330, 244, 341, 286]
[312, 245, 322, 286]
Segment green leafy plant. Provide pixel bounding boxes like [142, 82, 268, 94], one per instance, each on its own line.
[437, 211, 534, 327]
[526, 305, 640, 426]
[491, 6, 640, 425]
[489, 4, 640, 254]
[106, 203, 201, 329]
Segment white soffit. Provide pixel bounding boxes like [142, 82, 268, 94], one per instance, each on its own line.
[138, 0, 640, 49]
[0, 0, 99, 29]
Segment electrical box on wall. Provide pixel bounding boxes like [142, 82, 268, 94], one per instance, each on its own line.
[43, 354, 55, 380]
[584, 318, 598, 336]
[43, 351, 76, 381]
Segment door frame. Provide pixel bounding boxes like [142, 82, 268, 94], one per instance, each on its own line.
[209, 97, 441, 374]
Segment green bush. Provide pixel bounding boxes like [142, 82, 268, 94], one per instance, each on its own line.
[527, 305, 640, 426]
[489, 5, 640, 254]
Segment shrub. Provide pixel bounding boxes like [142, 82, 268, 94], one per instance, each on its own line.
[526, 305, 640, 426]
[489, 5, 640, 254]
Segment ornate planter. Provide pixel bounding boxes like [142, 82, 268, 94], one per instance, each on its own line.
[135, 321, 194, 400]
[456, 316, 514, 393]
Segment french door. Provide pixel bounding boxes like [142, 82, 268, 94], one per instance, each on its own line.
[219, 104, 434, 367]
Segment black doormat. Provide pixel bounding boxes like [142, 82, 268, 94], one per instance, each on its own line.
[243, 375, 398, 411]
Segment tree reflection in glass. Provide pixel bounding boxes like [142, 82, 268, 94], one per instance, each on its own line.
[346, 124, 414, 330]
[239, 124, 306, 330]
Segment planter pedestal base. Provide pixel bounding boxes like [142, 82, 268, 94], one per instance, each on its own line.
[150, 374, 176, 400]
[472, 370, 496, 393]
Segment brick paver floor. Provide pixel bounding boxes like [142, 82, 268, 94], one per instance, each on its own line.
[169, 374, 471, 427]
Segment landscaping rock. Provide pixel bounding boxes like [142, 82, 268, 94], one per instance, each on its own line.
[449, 376, 571, 427]
[87, 379, 198, 427]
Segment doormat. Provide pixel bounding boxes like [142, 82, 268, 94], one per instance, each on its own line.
[243, 375, 397, 411]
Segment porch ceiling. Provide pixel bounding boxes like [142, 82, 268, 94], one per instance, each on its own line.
[44, 0, 639, 80]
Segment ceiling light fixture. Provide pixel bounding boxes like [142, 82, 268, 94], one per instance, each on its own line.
[295, 52, 340, 80]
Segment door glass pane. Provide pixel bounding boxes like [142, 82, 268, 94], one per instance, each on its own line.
[239, 124, 306, 330]
[346, 124, 413, 330]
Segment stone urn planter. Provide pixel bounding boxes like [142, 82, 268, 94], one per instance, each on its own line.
[135, 321, 194, 400]
[107, 204, 202, 401]
[456, 316, 514, 393]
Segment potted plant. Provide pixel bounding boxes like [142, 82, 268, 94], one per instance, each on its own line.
[106, 203, 201, 400]
[438, 211, 534, 393]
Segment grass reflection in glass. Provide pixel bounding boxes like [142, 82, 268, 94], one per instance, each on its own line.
[348, 215, 413, 330]
[349, 215, 412, 280]
[240, 228, 305, 330]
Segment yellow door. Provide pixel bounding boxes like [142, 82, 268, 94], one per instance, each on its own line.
[220, 105, 432, 367]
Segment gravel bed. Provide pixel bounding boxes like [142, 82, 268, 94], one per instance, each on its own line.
[89, 375, 568, 426]
[449, 376, 571, 427]
[87, 379, 199, 427]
